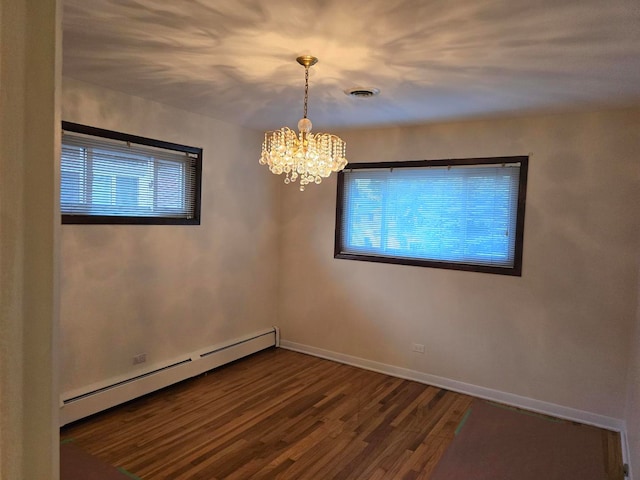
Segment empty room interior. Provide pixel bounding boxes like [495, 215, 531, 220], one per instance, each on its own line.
[3, 0, 640, 479]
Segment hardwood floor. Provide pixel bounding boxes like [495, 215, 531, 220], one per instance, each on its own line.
[61, 348, 622, 479]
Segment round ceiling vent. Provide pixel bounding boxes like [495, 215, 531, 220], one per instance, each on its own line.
[344, 87, 380, 98]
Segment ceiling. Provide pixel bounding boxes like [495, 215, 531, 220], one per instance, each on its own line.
[63, 0, 640, 131]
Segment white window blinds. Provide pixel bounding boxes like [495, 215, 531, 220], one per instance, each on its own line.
[337, 159, 526, 273]
[61, 126, 201, 223]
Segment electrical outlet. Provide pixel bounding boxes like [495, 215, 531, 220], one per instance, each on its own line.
[412, 343, 425, 354]
[133, 353, 147, 365]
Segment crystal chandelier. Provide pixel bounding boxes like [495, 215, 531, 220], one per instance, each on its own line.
[259, 55, 347, 191]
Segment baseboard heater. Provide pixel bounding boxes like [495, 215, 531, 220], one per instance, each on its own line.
[60, 327, 279, 426]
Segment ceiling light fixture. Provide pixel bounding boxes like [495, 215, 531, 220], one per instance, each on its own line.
[259, 55, 347, 191]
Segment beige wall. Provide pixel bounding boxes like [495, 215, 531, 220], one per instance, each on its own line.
[279, 109, 640, 420]
[0, 0, 60, 478]
[60, 78, 280, 394]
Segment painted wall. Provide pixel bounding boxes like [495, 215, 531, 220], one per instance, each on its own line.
[0, 0, 60, 477]
[278, 108, 640, 421]
[60, 78, 280, 395]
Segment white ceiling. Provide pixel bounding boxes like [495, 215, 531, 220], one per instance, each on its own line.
[63, 0, 640, 131]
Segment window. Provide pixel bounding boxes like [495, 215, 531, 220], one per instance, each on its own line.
[61, 121, 202, 225]
[335, 156, 528, 276]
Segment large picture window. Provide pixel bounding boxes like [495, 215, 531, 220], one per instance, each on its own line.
[335, 156, 528, 275]
[61, 122, 202, 225]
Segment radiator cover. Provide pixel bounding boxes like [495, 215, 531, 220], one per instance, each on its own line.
[60, 327, 277, 425]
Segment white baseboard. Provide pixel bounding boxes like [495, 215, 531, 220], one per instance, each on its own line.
[60, 328, 277, 426]
[279, 340, 625, 433]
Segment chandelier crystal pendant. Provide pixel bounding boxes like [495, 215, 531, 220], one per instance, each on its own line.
[259, 55, 347, 191]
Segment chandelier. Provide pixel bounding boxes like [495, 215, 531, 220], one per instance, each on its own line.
[259, 55, 347, 191]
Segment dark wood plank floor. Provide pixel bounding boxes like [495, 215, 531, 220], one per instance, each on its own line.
[61, 348, 622, 479]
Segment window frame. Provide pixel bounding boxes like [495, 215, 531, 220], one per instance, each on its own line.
[61, 121, 203, 225]
[334, 156, 528, 276]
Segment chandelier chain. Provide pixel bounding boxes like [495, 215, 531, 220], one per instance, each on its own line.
[303, 66, 309, 119]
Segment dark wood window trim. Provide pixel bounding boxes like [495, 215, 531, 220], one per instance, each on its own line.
[334, 156, 528, 276]
[61, 121, 203, 225]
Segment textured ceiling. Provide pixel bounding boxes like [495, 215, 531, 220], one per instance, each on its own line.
[63, 0, 640, 131]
